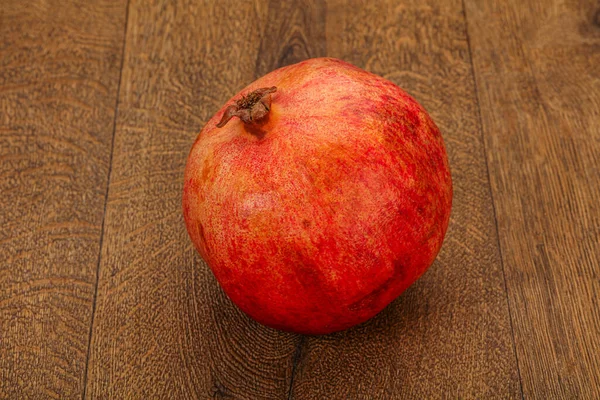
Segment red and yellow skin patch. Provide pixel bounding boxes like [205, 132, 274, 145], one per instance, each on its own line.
[183, 58, 452, 335]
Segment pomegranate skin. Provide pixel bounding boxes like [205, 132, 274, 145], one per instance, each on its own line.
[183, 58, 452, 335]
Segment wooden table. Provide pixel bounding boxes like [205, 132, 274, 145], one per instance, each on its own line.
[1, 0, 598, 398]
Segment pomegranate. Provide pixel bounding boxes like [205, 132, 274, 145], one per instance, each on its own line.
[183, 58, 452, 334]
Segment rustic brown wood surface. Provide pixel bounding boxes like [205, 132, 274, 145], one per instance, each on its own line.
[465, 0, 600, 397]
[1, 0, 598, 399]
[0, 1, 126, 399]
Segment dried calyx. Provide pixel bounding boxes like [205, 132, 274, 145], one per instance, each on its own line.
[216, 86, 277, 128]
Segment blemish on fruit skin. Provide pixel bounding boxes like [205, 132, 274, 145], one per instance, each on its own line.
[201, 159, 212, 182]
[196, 222, 207, 248]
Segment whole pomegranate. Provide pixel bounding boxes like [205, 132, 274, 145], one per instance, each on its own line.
[183, 58, 452, 334]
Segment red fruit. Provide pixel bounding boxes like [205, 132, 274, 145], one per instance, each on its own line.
[183, 58, 452, 335]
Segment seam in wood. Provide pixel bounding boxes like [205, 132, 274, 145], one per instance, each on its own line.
[81, 1, 131, 398]
[460, 1, 525, 399]
[287, 336, 305, 400]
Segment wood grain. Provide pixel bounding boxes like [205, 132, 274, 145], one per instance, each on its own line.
[84, 1, 305, 398]
[0, 1, 126, 399]
[464, 0, 600, 397]
[255, 0, 327, 77]
[289, 1, 522, 398]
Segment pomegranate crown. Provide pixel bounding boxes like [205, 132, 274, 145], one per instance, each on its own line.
[216, 86, 277, 128]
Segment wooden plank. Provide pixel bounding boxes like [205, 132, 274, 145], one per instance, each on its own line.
[83, 1, 324, 398]
[289, 1, 522, 398]
[464, 0, 600, 397]
[0, 1, 126, 399]
[255, 0, 327, 77]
